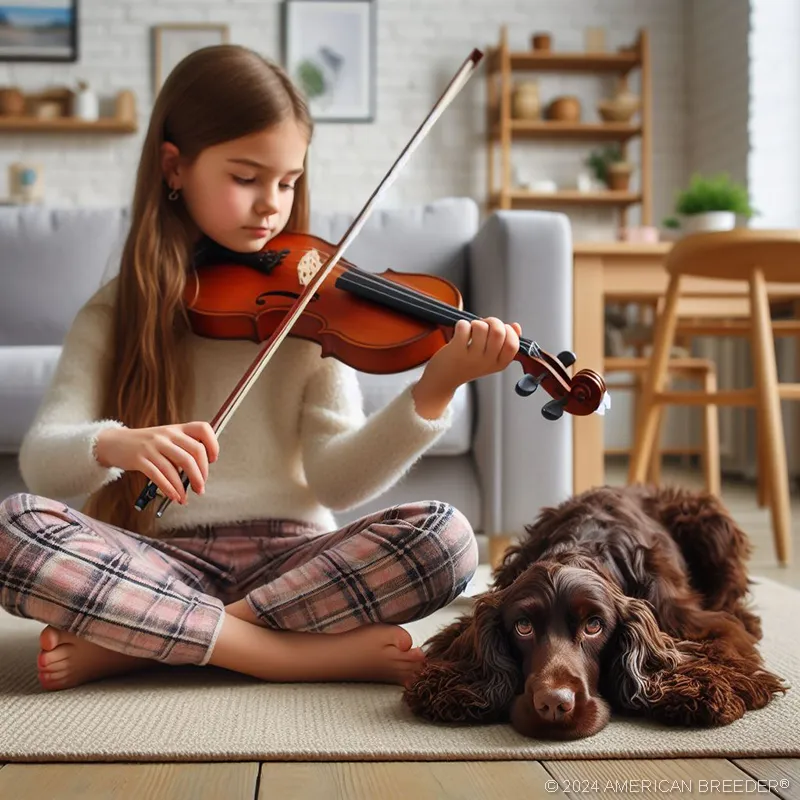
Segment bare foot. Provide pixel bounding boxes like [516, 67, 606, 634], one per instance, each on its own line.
[37, 626, 155, 691]
[210, 610, 426, 686]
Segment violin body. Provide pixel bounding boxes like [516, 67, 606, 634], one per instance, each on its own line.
[185, 232, 462, 375]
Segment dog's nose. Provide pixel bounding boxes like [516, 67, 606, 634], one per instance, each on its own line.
[533, 687, 576, 721]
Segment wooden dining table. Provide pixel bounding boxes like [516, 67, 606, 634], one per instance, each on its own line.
[571, 240, 800, 494]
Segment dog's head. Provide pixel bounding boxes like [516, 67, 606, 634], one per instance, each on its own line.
[403, 557, 681, 740]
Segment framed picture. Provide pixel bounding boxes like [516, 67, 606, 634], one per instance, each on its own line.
[152, 23, 230, 93]
[282, 0, 376, 123]
[0, 0, 78, 62]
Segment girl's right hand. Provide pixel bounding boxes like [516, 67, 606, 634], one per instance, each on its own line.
[94, 422, 219, 504]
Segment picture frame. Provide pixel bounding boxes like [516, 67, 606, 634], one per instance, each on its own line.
[0, 0, 78, 62]
[282, 0, 376, 123]
[152, 23, 230, 94]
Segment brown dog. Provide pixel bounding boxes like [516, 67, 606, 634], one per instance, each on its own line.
[403, 484, 788, 739]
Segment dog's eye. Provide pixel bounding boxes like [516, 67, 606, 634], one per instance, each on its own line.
[584, 617, 603, 636]
[514, 617, 534, 637]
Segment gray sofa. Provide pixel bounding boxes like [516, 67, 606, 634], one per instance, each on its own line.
[0, 198, 574, 549]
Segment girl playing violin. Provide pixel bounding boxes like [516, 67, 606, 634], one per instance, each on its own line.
[0, 44, 521, 691]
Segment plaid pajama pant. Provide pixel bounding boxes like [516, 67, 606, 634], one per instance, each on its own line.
[0, 492, 478, 666]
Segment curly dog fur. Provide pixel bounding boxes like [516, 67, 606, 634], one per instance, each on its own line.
[402, 484, 788, 739]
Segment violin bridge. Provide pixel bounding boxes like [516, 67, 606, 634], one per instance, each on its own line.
[297, 249, 324, 286]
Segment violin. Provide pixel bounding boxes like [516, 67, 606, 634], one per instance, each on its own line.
[134, 48, 608, 518]
[183, 230, 607, 419]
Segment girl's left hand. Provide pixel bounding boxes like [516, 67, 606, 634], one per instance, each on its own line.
[412, 318, 522, 419]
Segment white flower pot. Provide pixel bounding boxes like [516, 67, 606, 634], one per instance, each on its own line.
[682, 211, 736, 234]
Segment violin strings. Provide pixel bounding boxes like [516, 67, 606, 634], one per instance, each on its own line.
[336, 266, 540, 357]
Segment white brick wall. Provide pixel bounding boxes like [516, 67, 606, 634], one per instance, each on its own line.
[0, 0, 688, 236]
[748, 0, 800, 228]
[684, 0, 800, 228]
[685, 0, 750, 186]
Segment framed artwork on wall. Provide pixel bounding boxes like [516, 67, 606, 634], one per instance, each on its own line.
[152, 23, 230, 94]
[0, 0, 78, 62]
[282, 0, 376, 123]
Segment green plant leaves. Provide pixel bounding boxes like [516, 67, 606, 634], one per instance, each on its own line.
[674, 173, 755, 217]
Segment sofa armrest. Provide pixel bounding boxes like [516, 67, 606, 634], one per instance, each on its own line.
[468, 210, 573, 537]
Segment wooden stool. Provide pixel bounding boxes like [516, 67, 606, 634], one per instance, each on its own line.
[628, 230, 800, 566]
[605, 356, 720, 495]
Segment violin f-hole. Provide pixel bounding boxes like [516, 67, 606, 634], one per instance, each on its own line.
[255, 290, 320, 305]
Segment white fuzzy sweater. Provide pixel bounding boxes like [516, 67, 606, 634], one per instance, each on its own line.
[18, 280, 454, 533]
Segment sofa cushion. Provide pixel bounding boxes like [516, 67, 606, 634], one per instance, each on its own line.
[0, 207, 130, 346]
[0, 346, 61, 453]
[309, 197, 478, 292]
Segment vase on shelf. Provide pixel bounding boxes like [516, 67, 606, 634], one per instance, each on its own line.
[606, 162, 633, 191]
[72, 80, 99, 121]
[512, 81, 540, 120]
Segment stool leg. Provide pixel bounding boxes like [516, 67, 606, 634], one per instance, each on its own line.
[629, 274, 682, 484]
[756, 407, 768, 507]
[703, 368, 721, 496]
[647, 405, 664, 484]
[750, 268, 792, 566]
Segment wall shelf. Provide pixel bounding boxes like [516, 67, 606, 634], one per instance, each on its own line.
[0, 89, 137, 134]
[0, 116, 136, 133]
[491, 190, 642, 209]
[488, 49, 641, 75]
[486, 26, 652, 226]
[490, 121, 642, 142]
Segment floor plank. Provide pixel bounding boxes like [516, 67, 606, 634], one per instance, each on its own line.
[542, 758, 765, 799]
[0, 762, 258, 800]
[734, 759, 800, 799]
[258, 762, 566, 800]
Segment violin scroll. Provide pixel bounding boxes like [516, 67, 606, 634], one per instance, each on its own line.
[514, 343, 609, 421]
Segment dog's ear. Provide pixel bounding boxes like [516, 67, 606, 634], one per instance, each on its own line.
[600, 595, 788, 726]
[599, 594, 683, 713]
[403, 591, 521, 724]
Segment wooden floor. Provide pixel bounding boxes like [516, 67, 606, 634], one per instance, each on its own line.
[1, 458, 799, 799]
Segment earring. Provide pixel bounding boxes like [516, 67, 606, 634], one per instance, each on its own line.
[168, 187, 180, 201]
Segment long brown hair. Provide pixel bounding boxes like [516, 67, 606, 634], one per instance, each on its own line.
[83, 45, 313, 536]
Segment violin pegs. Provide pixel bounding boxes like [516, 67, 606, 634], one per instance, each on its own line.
[541, 396, 569, 421]
[557, 350, 577, 368]
[515, 373, 543, 397]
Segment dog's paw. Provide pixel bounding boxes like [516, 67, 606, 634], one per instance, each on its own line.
[402, 662, 507, 725]
[644, 655, 786, 727]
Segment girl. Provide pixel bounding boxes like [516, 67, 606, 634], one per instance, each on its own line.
[0, 45, 521, 692]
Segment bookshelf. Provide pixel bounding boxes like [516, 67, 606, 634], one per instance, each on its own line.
[486, 25, 652, 227]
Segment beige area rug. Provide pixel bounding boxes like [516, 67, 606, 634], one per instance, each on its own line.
[1, 569, 799, 763]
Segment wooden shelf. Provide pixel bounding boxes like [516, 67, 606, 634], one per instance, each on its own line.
[493, 49, 641, 74]
[0, 89, 137, 134]
[0, 116, 136, 133]
[486, 25, 651, 226]
[490, 190, 642, 210]
[491, 120, 641, 142]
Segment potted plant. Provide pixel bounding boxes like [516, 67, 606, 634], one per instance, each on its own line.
[660, 215, 682, 241]
[585, 144, 634, 191]
[673, 173, 755, 233]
